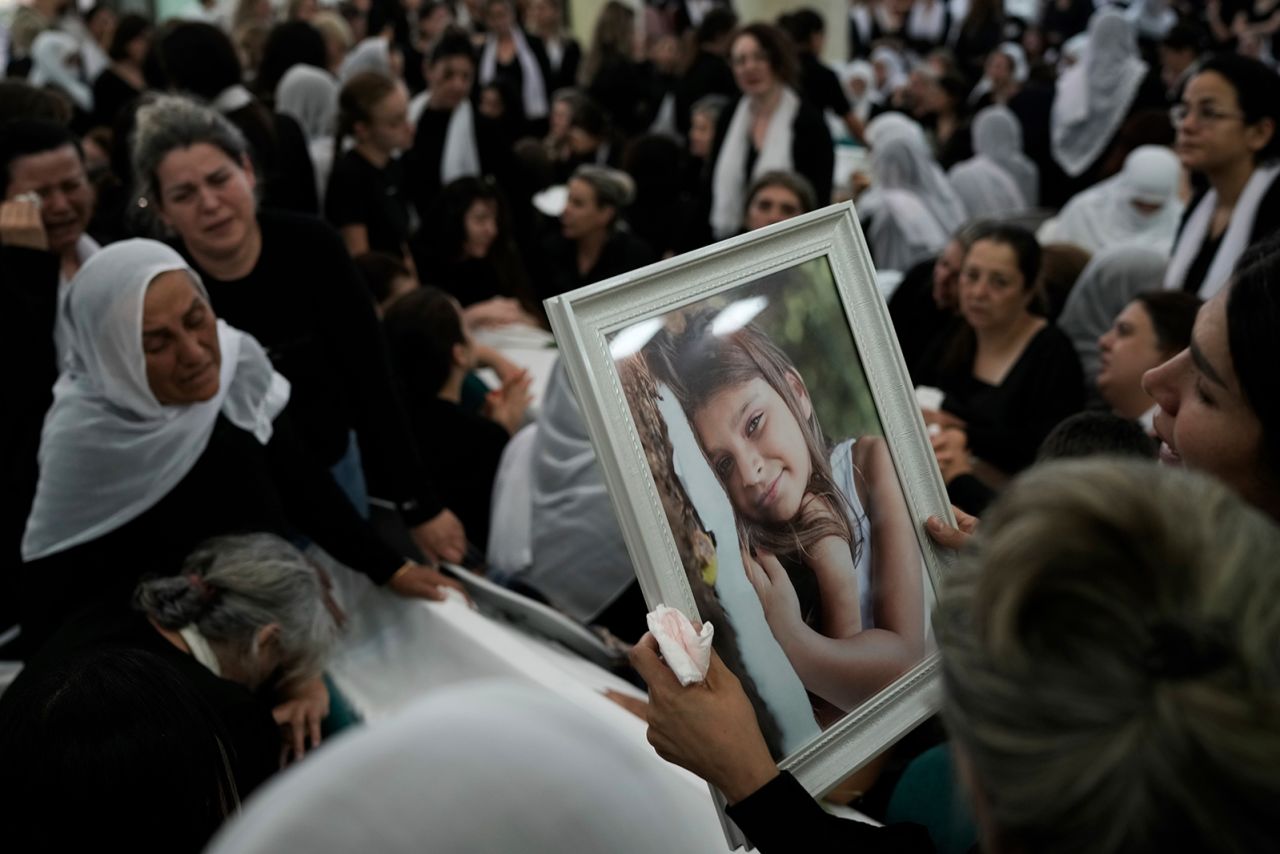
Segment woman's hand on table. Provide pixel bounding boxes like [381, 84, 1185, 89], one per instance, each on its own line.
[388, 561, 469, 603]
[273, 676, 330, 766]
[926, 505, 979, 551]
[930, 427, 973, 483]
[629, 635, 779, 804]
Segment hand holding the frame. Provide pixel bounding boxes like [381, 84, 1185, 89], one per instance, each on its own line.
[926, 506, 979, 551]
[630, 634, 780, 804]
[921, 408, 966, 432]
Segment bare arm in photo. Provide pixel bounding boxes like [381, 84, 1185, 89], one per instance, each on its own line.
[801, 501, 864, 639]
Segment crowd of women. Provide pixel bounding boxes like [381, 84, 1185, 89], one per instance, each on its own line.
[1, 0, 1279, 850]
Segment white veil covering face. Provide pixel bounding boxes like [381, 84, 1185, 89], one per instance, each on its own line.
[206, 680, 723, 854]
[1051, 8, 1149, 178]
[867, 142, 950, 272]
[864, 112, 968, 233]
[29, 30, 94, 112]
[871, 45, 909, 98]
[1041, 145, 1183, 255]
[948, 106, 1034, 218]
[22, 240, 289, 562]
[276, 64, 340, 201]
[840, 60, 882, 124]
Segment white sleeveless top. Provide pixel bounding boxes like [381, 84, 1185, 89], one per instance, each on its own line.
[829, 438, 875, 632]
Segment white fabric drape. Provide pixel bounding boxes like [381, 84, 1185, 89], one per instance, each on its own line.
[479, 29, 548, 120]
[441, 99, 482, 185]
[867, 113, 968, 233]
[1041, 145, 1182, 255]
[276, 64, 339, 141]
[29, 30, 93, 111]
[1164, 162, 1280, 298]
[1050, 8, 1148, 178]
[23, 240, 289, 561]
[339, 38, 392, 82]
[710, 88, 800, 239]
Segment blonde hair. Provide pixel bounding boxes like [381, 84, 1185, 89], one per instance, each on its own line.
[937, 459, 1280, 853]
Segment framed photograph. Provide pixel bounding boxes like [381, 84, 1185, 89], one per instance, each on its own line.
[544, 203, 956, 829]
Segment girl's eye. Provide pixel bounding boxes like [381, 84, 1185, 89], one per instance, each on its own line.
[715, 456, 733, 477]
[746, 413, 762, 436]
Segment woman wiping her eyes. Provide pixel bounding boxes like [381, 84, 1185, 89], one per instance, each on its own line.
[650, 310, 926, 713]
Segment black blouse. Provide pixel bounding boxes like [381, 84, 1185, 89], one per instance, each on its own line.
[325, 149, 411, 258]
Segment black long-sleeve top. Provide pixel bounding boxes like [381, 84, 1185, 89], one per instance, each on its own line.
[1, 247, 61, 642]
[710, 95, 836, 216]
[180, 209, 444, 526]
[937, 324, 1086, 476]
[407, 104, 512, 214]
[675, 49, 739, 135]
[20, 408, 405, 649]
[727, 772, 937, 853]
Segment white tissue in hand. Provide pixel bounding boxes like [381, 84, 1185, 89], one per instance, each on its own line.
[646, 605, 714, 686]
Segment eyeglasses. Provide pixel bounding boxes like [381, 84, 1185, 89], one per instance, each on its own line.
[1169, 103, 1246, 125]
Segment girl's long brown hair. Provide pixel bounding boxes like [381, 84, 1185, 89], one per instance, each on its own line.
[646, 308, 860, 564]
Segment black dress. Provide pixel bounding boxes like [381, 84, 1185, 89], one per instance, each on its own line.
[90, 66, 141, 129]
[535, 228, 655, 299]
[674, 49, 738, 135]
[407, 103, 512, 214]
[1173, 174, 1280, 295]
[181, 210, 445, 527]
[799, 52, 852, 119]
[20, 408, 405, 647]
[936, 324, 1086, 475]
[225, 104, 320, 216]
[587, 57, 659, 137]
[325, 149, 412, 258]
[887, 256, 964, 384]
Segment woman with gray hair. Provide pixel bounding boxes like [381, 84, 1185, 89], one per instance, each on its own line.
[130, 94, 473, 571]
[136, 533, 340, 766]
[537, 164, 654, 298]
[628, 459, 1280, 852]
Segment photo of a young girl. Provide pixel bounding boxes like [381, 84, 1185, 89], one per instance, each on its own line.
[623, 259, 932, 727]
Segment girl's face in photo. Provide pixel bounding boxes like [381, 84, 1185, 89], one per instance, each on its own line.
[692, 374, 814, 526]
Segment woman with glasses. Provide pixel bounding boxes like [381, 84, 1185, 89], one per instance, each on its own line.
[1165, 53, 1280, 298]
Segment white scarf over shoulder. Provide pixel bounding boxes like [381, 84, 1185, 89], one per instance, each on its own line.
[710, 88, 800, 239]
[1051, 8, 1148, 178]
[479, 28, 548, 120]
[23, 240, 290, 561]
[441, 99, 482, 184]
[1164, 162, 1280, 298]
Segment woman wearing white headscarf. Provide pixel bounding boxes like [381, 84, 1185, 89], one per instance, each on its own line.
[948, 106, 1035, 218]
[1040, 145, 1183, 255]
[870, 45, 908, 100]
[206, 680, 729, 854]
[968, 42, 1028, 108]
[863, 112, 968, 234]
[29, 30, 94, 114]
[19, 239, 455, 645]
[275, 64, 340, 204]
[863, 141, 950, 272]
[1050, 9, 1162, 189]
[338, 36, 394, 82]
[839, 60, 882, 126]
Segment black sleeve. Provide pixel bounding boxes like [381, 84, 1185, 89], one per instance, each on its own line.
[408, 110, 446, 214]
[1249, 173, 1280, 243]
[793, 105, 835, 208]
[324, 154, 370, 231]
[266, 406, 406, 584]
[817, 64, 852, 115]
[309, 221, 448, 526]
[726, 772, 936, 854]
[946, 474, 996, 517]
[272, 113, 320, 216]
[963, 332, 1086, 473]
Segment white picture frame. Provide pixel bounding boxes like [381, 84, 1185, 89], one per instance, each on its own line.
[544, 202, 957, 840]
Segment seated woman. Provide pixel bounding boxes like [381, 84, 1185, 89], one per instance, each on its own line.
[1164, 53, 1280, 298]
[384, 287, 530, 550]
[327, 71, 415, 264]
[741, 170, 815, 233]
[12, 532, 338, 811]
[1039, 145, 1183, 255]
[28, 31, 94, 133]
[860, 137, 952, 273]
[922, 224, 1085, 479]
[131, 95, 469, 566]
[274, 64, 339, 206]
[411, 176, 540, 319]
[535, 165, 653, 299]
[476, 0, 552, 137]
[91, 13, 150, 130]
[631, 457, 1280, 853]
[19, 239, 459, 646]
[1096, 290, 1201, 424]
[708, 23, 833, 239]
[947, 105, 1036, 219]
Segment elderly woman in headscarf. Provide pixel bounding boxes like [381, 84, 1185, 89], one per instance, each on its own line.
[19, 239, 461, 647]
[840, 60, 882, 127]
[860, 112, 968, 245]
[337, 34, 401, 83]
[1048, 8, 1165, 204]
[968, 42, 1028, 110]
[860, 138, 951, 273]
[275, 64, 340, 204]
[29, 30, 94, 129]
[1040, 145, 1182, 255]
[948, 105, 1039, 218]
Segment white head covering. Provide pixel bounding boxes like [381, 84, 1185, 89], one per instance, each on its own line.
[1043, 145, 1183, 255]
[968, 42, 1028, 105]
[867, 142, 950, 270]
[205, 680, 720, 854]
[276, 64, 339, 142]
[1058, 32, 1089, 72]
[970, 105, 1038, 207]
[339, 37, 392, 82]
[870, 45, 908, 98]
[1125, 0, 1177, 41]
[840, 60, 882, 124]
[866, 114, 968, 233]
[29, 30, 94, 112]
[710, 88, 801, 239]
[525, 362, 634, 623]
[1058, 244, 1169, 385]
[1051, 9, 1149, 178]
[22, 240, 290, 561]
[479, 28, 549, 120]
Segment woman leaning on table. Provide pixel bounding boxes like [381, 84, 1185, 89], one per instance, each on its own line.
[130, 94, 472, 567]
